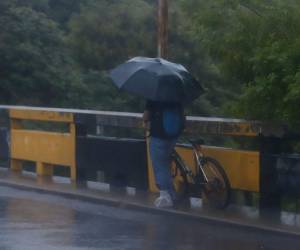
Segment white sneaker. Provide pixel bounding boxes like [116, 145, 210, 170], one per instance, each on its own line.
[154, 190, 173, 208]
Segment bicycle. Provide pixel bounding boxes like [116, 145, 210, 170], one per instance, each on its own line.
[171, 138, 231, 209]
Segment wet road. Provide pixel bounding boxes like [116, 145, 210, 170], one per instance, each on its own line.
[0, 186, 299, 250]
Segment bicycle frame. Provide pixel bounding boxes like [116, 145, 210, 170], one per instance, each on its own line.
[172, 144, 209, 184]
[192, 145, 210, 183]
[172, 142, 231, 209]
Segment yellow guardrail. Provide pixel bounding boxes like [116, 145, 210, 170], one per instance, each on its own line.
[147, 145, 260, 193]
[9, 109, 76, 180]
[0, 105, 284, 193]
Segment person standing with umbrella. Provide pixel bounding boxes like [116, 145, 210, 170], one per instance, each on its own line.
[143, 98, 185, 207]
[110, 57, 204, 208]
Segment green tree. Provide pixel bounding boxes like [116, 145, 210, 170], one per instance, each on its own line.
[67, 0, 156, 71]
[0, 2, 85, 107]
[65, 0, 158, 112]
[66, 0, 229, 115]
[48, 0, 82, 28]
[79, 70, 146, 112]
[167, 0, 235, 116]
[181, 0, 300, 125]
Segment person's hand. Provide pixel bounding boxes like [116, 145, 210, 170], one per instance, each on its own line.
[142, 111, 149, 127]
[143, 110, 150, 135]
[143, 120, 150, 129]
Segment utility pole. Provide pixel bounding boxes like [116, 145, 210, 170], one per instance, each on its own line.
[158, 0, 168, 58]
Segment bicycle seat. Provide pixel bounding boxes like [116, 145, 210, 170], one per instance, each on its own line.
[189, 138, 205, 146]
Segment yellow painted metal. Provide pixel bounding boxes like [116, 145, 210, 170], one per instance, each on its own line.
[10, 119, 23, 129]
[10, 159, 22, 171]
[202, 146, 259, 192]
[36, 162, 53, 176]
[9, 108, 77, 180]
[7, 107, 260, 189]
[11, 129, 74, 165]
[10, 128, 76, 180]
[69, 123, 76, 180]
[9, 109, 73, 122]
[148, 144, 260, 193]
[221, 122, 258, 137]
[175, 145, 260, 192]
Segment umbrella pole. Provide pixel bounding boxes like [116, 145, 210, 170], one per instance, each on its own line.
[158, 0, 168, 58]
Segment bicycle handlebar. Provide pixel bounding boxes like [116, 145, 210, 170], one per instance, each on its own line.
[188, 138, 205, 146]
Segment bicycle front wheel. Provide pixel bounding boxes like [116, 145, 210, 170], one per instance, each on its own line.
[201, 157, 231, 209]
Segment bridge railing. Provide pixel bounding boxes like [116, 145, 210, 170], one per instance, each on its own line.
[0, 105, 299, 209]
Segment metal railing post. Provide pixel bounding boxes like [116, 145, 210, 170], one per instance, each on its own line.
[259, 136, 283, 210]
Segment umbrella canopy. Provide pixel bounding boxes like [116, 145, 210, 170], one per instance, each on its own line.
[110, 57, 204, 104]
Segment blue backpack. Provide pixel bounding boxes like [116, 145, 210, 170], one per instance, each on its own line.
[162, 106, 185, 138]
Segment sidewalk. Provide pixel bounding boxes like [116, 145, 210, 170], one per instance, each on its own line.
[0, 167, 299, 237]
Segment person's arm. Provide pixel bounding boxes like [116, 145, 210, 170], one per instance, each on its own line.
[143, 101, 152, 133]
[143, 110, 150, 129]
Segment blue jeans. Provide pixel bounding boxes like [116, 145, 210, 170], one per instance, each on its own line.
[149, 136, 177, 200]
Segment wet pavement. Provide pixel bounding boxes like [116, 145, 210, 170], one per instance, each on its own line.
[0, 168, 299, 250]
[1, 169, 300, 235]
[0, 186, 299, 250]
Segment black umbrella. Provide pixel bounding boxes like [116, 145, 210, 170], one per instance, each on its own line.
[110, 57, 204, 104]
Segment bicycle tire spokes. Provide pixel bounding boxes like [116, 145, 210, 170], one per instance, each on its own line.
[201, 157, 231, 209]
[172, 151, 194, 178]
[198, 159, 209, 183]
[171, 148, 231, 209]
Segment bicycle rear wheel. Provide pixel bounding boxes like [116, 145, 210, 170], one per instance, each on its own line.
[201, 157, 231, 209]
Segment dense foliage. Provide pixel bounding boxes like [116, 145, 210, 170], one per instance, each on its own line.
[181, 0, 300, 125]
[0, 0, 299, 126]
[0, 0, 85, 107]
